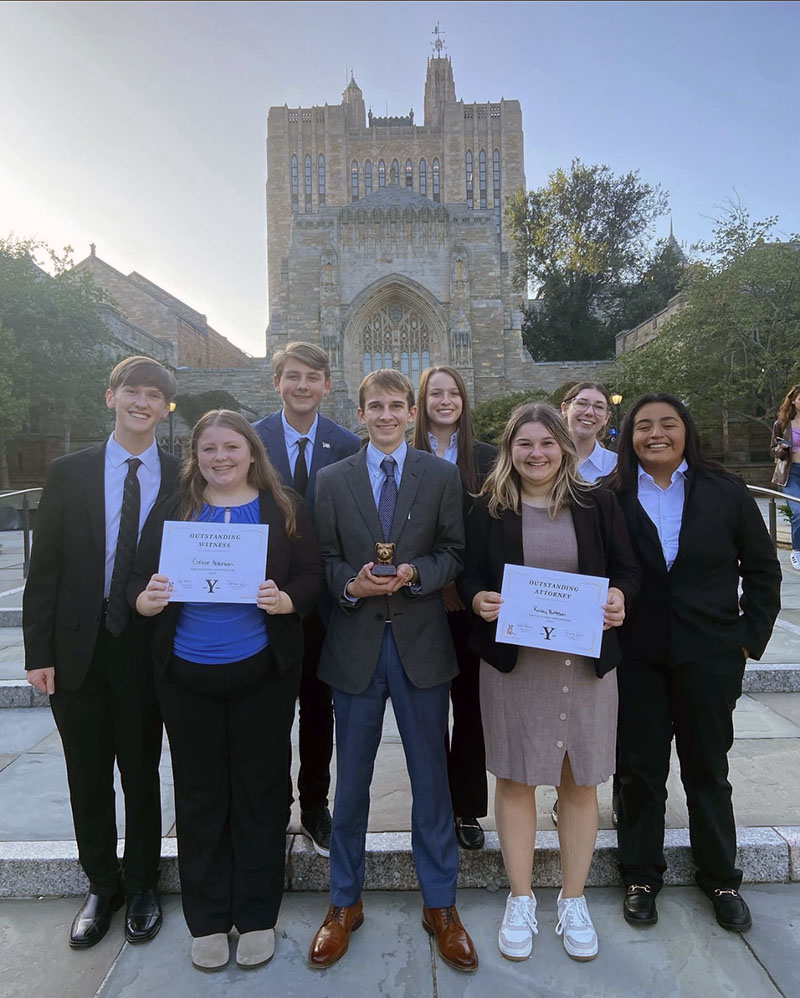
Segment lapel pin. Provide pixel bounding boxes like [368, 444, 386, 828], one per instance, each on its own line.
[322, 442, 330, 449]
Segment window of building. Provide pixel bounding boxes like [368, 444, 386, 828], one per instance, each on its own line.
[391, 160, 399, 185]
[419, 159, 427, 196]
[405, 159, 413, 188]
[432, 158, 440, 202]
[493, 149, 501, 233]
[379, 160, 386, 187]
[291, 154, 299, 213]
[351, 160, 359, 202]
[479, 149, 487, 209]
[318, 155, 326, 206]
[361, 302, 431, 389]
[304, 154, 312, 211]
[465, 150, 473, 209]
[365, 159, 372, 195]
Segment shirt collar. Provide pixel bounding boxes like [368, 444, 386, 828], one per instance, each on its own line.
[427, 428, 459, 452]
[281, 410, 318, 446]
[583, 441, 606, 473]
[107, 433, 160, 471]
[366, 440, 407, 478]
[637, 458, 689, 489]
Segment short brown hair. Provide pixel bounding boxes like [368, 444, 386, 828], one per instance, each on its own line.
[358, 369, 415, 411]
[272, 341, 330, 380]
[108, 356, 177, 401]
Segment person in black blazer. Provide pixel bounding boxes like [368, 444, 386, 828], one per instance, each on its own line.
[252, 341, 360, 856]
[130, 410, 321, 971]
[413, 364, 496, 850]
[609, 394, 781, 933]
[24, 356, 179, 949]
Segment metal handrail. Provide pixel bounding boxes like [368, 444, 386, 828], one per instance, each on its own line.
[746, 484, 799, 552]
[0, 487, 42, 579]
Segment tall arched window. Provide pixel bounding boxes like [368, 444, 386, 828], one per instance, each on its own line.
[378, 160, 386, 187]
[479, 149, 487, 209]
[360, 302, 432, 389]
[419, 159, 427, 196]
[304, 154, 312, 211]
[351, 160, 359, 202]
[318, 154, 326, 206]
[290, 154, 299, 212]
[405, 159, 413, 188]
[391, 159, 399, 185]
[432, 158, 440, 202]
[465, 150, 473, 209]
[365, 160, 373, 195]
[493, 149, 501, 233]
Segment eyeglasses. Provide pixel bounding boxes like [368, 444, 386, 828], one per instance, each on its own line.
[570, 398, 609, 414]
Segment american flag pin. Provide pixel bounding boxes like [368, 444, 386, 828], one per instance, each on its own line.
[322, 442, 330, 449]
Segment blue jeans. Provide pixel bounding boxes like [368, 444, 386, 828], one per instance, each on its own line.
[784, 463, 800, 551]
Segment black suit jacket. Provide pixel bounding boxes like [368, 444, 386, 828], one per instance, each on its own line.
[127, 490, 322, 676]
[23, 443, 179, 690]
[615, 468, 781, 665]
[458, 488, 641, 678]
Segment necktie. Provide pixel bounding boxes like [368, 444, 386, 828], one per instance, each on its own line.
[106, 457, 142, 637]
[378, 456, 398, 541]
[293, 437, 310, 496]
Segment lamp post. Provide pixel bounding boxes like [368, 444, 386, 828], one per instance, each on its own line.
[610, 393, 622, 449]
[168, 401, 177, 455]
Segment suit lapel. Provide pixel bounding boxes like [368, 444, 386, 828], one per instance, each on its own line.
[671, 466, 695, 573]
[82, 443, 107, 558]
[344, 449, 383, 540]
[501, 507, 524, 564]
[309, 415, 334, 481]
[265, 414, 292, 485]
[392, 448, 423, 543]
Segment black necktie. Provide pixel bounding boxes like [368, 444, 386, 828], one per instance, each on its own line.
[378, 456, 398, 541]
[293, 438, 310, 496]
[106, 457, 142, 637]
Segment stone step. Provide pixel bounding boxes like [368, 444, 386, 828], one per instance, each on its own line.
[1, 827, 797, 899]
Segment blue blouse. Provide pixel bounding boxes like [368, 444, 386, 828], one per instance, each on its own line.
[173, 498, 268, 665]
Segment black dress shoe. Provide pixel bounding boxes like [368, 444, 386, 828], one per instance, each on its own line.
[454, 817, 485, 850]
[69, 888, 125, 948]
[125, 888, 163, 943]
[301, 806, 332, 857]
[709, 888, 751, 932]
[623, 884, 658, 926]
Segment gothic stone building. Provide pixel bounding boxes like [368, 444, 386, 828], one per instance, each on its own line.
[265, 52, 550, 423]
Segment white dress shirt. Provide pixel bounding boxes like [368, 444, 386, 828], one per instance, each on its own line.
[578, 442, 618, 483]
[281, 410, 318, 477]
[637, 459, 689, 570]
[104, 435, 162, 597]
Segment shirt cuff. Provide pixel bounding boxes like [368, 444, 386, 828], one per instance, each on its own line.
[343, 578, 360, 604]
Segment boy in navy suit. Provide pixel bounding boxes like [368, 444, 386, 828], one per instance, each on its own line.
[252, 342, 360, 855]
[24, 356, 179, 949]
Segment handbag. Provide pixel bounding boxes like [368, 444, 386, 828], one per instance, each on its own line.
[771, 451, 791, 487]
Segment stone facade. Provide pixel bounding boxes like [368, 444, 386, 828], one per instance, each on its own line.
[615, 292, 687, 355]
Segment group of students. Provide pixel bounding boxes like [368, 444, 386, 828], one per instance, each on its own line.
[23, 345, 782, 974]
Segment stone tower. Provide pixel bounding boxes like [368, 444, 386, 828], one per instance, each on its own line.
[264, 38, 532, 423]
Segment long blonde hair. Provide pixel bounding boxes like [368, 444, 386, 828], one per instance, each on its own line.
[480, 403, 593, 519]
[179, 410, 297, 537]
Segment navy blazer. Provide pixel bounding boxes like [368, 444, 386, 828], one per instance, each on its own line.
[252, 410, 361, 517]
[458, 488, 641, 678]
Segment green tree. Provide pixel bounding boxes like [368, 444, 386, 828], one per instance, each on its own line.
[0, 320, 31, 488]
[506, 160, 669, 360]
[175, 390, 241, 429]
[472, 389, 550, 445]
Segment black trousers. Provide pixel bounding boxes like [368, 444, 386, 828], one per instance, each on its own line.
[50, 626, 163, 895]
[616, 652, 746, 894]
[287, 607, 333, 815]
[445, 608, 488, 818]
[157, 649, 300, 937]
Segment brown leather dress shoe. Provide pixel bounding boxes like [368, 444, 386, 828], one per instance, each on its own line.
[308, 899, 364, 969]
[422, 905, 479, 972]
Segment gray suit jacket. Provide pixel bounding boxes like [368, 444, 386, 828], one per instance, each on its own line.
[313, 446, 464, 694]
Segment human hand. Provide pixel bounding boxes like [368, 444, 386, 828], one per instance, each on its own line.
[442, 580, 465, 613]
[258, 579, 294, 614]
[27, 667, 55, 695]
[346, 563, 406, 599]
[473, 590, 503, 622]
[136, 574, 172, 617]
[602, 587, 625, 630]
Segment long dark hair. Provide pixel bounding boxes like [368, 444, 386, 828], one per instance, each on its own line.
[414, 365, 479, 493]
[179, 410, 297, 537]
[777, 385, 800, 429]
[608, 393, 719, 493]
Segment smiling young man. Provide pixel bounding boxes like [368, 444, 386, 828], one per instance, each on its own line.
[307, 369, 478, 973]
[24, 356, 179, 949]
[252, 342, 360, 856]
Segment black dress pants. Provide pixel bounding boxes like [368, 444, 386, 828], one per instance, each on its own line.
[445, 608, 488, 819]
[157, 649, 300, 937]
[50, 626, 163, 895]
[616, 652, 746, 894]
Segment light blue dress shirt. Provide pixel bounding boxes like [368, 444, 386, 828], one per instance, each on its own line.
[365, 440, 408, 507]
[637, 459, 689, 570]
[427, 429, 459, 464]
[281, 410, 318, 477]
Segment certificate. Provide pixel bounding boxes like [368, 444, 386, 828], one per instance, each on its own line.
[495, 565, 608, 658]
[158, 521, 269, 603]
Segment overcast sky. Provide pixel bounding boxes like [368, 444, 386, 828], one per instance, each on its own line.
[1, 1, 798, 356]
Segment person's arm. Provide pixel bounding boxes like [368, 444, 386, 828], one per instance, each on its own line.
[401, 461, 464, 597]
[770, 420, 791, 458]
[738, 485, 782, 660]
[314, 469, 366, 608]
[457, 498, 493, 612]
[274, 499, 323, 617]
[127, 496, 174, 612]
[602, 490, 642, 612]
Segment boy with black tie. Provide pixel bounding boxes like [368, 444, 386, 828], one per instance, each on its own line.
[24, 356, 179, 948]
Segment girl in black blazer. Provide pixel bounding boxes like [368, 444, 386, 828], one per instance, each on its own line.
[609, 394, 781, 933]
[414, 365, 497, 851]
[130, 410, 321, 972]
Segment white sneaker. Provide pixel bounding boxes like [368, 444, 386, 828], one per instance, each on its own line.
[498, 892, 538, 961]
[790, 551, 800, 572]
[555, 891, 598, 961]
